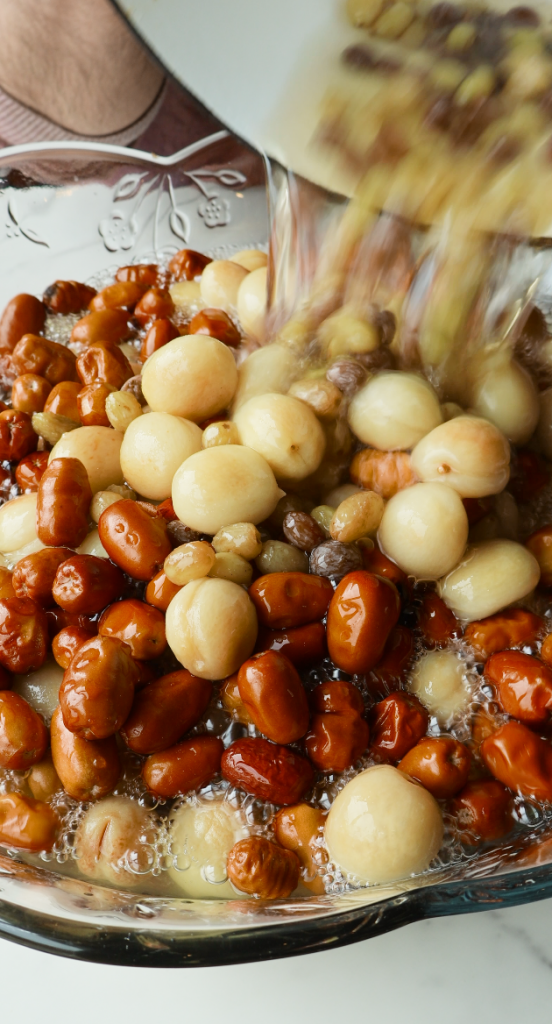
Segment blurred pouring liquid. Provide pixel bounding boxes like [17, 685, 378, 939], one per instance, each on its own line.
[263, 0, 552, 409]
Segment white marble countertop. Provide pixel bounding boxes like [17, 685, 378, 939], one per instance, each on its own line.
[2, 897, 551, 1022]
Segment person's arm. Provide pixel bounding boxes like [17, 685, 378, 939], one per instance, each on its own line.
[0, 0, 164, 136]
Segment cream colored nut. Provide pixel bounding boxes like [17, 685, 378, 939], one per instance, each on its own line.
[77, 529, 109, 558]
[231, 249, 268, 272]
[164, 541, 216, 586]
[348, 372, 442, 450]
[470, 359, 539, 445]
[105, 391, 142, 432]
[346, 0, 384, 26]
[12, 658, 63, 724]
[166, 576, 257, 679]
[142, 335, 238, 423]
[236, 267, 267, 341]
[506, 52, 552, 100]
[31, 411, 79, 447]
[311, 505, 336, 537]
[447, 22, 476, 51]
[49, 426, 124, 493]
[438, 539, 540, 622]
[441, 402, 464, 421]
[537, 387, 552, 460]
[319, 310, 380, 357]
[75, 797, 153, 888]
[325, 766, 443, 884]
[455, 65, 495, 105]
[208, 551, 253, 586]
[378, 482, 468, 579]
[324, 484, 361, 507]
[255, 540, 309, 575]
[199, 259, 249, 312]
[409, 650, 470, 726]
[0, 493, 39, 553]
[288, 378, 342, 419]
[232, 344, 296, 411]
[107, 483, 136, 500]
[374, 1, 414, 38]
[172, 445, 282, 535]
[202, 421, 240, 447]
[90, 490, 121, 523]
[410, 415, 510, 498]
[212, 522, 262, 560]
[169, 798, 248, 898]
[120, 411, 202, 501]
[6, 538, 45, 570]
[169, 280, 204, 314]
[330, 490, 385, 542]
[430, 59, 467, 92]
[234, 393, 326, 481]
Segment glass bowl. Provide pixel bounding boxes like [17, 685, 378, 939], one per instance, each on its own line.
[0, 135, 552, 968]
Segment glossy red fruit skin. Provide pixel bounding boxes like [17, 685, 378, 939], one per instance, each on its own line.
[52, 555, 125, 615]
[304, 713, 369, 772]
[485, 651, 552, 725]
[221, 737, 314, 806]
[255, 621, 327, 667]
[120, 670, 212, 755]
[370, 692, 429, 762]
[98, 499, 172, 581]
[326, 571, 401, 675]
[370, 626, 414, 691]
[310, 679, 364, 717]
[450, 779, 514, 843]
[417, 593, 460, 648]
[481, 721, 552, 802]
[142, 735, 223, 798]
[0, 597, 48, 673]
[465, 609, 544, 659]
[397, 736, 471, 800]
[237, 650, 310, 745]
[188, 308, 241, 347]
[249, 573, 333, 630]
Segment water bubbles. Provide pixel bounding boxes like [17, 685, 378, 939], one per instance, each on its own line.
[514, 799, 543, 827]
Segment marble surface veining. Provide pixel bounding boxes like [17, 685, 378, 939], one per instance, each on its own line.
[2, 897, 552, 1022]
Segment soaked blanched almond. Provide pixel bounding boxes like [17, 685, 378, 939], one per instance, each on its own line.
[349, 372, 442, 450]
[0, 493, 39, 554]
[90, 490, 121, 523]
[120, 411, 202, 501]
[166, 577, 258, 679]
[208, 551, 253, 586]
[232, 343, 296, 410]
[234, 393, 326, 481]
[49, 426, 124, 493]
[169, 798, 249, 898]
[438, 539, 541, 622]
[410, 416, 510, 497]
[325, 766, 443, 883]
[105, 390, 142, 432]
[164, 541, 216, 586]
[288, 378, 342, 419]
[142, 336, 238, 423]
[169, 280, 204, 314]
[470, 358, 539, 445]
[75, 797, 153, 887]
[77, 529, 109, 558]
[202, 420, 240, 447]
[409, 649, 470, 726]
[255, 540, 309, 574]
[378, 482, 468, 579]
[12, 658, 64, 723]
[199, 260, 249, 312]
[236, 267, 267, 341]
[172, 446, 283, 535]
[231, 249, 268, 272]
[212, 522, 262, 560]
[330, 490, 385, 542]
[319, 309, 380, 358]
